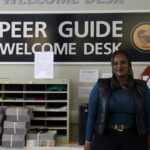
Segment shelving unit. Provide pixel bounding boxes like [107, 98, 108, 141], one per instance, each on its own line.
[0, 79, 70, 143]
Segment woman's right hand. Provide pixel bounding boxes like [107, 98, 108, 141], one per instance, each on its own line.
[84, 142, 92, 150]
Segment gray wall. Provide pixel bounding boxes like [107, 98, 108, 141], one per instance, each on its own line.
[0, 63, 148, 141]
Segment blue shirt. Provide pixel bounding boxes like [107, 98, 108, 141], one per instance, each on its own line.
[85, 81, 150, 142]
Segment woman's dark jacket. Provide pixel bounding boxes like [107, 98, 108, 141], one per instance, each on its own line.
[95, 78, 147, 137]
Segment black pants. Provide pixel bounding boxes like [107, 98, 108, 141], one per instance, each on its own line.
[92, 127, 147, 150]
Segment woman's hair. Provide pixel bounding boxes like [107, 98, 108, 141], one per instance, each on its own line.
[111, 50, 133, 78]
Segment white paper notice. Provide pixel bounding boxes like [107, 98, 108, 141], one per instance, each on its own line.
[34, 52, 54, 79]
[79, 69, 99, 83]
[147, 79, 150, 88]
[78, 87, 93, 98]
[143, 75, 150, 88]
[101, 73, 112, 78]
[142, 75, 149, 81]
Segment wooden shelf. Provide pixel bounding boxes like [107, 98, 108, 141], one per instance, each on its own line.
[0, 79, 70, 142]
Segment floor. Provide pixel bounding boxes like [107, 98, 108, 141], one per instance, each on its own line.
[0, 144, 83, 150]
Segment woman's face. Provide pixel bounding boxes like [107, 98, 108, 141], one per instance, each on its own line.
[112, 53, 129, 78]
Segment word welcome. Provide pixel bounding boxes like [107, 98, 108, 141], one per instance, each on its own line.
[0, 42, 121, 55]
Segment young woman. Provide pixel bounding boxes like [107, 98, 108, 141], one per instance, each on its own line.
[84, 50, 150, 150]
